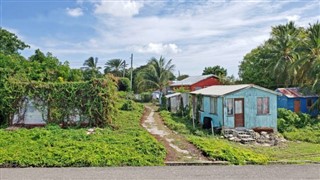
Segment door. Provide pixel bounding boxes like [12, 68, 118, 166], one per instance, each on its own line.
[294, 99, 300, 112]
[234, 98, 244, 127]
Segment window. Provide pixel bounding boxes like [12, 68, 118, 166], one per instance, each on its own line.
[210, 97, 217, 114]
[257, 97, 269, 115]
[307, 98, 313, 108]
[226, 98, 233, 116]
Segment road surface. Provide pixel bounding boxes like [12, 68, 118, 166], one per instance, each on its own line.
[0, 164, 319, 180]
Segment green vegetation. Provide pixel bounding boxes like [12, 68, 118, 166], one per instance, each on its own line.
[188, 136, 268, 165]
[239, 22, 320, 108]
[277, 108, 320, 144]
[283, 129, 320, 144]
[246, 142, 320, 163]
[160, 109, 320, 164]
[0, 100, 166, 167]
[160, 110, 268, 165]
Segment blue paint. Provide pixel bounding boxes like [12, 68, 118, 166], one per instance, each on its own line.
[198, 86, 278, 130]
[277, 95, 318, 117]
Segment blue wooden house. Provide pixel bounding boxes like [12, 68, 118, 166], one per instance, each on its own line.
[190, 84, 280, 131]
[276, 87, 319, 117]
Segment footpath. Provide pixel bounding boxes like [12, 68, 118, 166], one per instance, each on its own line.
[141, 105, 216, 165]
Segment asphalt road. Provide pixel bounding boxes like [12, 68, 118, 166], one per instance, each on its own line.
[0, 164, 319, 180]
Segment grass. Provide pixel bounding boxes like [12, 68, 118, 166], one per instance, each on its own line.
[282, 129, 320, 144]
[159, 110, 320, 165]
[0, 99, 166, 167]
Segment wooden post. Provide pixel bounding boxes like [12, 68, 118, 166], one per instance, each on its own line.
[211, 120, 214, 136]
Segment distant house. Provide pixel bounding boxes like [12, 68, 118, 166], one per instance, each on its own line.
[190, 84, 280, 131]
[170, 74, 220, 91]
[276, 87, 319, 116]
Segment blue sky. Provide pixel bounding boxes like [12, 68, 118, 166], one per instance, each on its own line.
[1, 0, 319, 77]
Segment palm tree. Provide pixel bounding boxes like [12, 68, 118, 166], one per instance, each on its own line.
[104, 59, 127, 77]
[82, 57, 101, 80]
[138, 56, 175, 94]
[267, 21, 301, 87]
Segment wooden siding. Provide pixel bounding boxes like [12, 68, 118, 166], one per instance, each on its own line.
[198, 87, 278, 130]
[223, 88, 277, 130]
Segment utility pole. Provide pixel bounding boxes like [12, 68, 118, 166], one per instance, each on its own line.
[123, 60, 126, 77]
[130, 53, 133, 91]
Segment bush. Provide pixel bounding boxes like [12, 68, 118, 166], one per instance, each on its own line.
[120, 100, 134, 111]
[140, 92, 152, 102]
[277, 108, 317, 132]
[118, 77, 130, 91]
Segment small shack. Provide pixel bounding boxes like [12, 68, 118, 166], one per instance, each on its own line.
[276, 87, 319, 116]
[165, 93, 189, 113]
[170, 74, 220, 91]
[190, 84, 280, 131]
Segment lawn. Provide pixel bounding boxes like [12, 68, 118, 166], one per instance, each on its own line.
[159, 110, 320, 165]
[0, 99, 166, 167]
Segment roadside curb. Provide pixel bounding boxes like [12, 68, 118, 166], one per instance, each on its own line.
[165, 161, 229, 166]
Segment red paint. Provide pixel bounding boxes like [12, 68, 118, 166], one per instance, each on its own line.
[173, 76, 220, 91]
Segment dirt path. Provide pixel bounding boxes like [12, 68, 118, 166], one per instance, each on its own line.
[141, 105, 210, 163]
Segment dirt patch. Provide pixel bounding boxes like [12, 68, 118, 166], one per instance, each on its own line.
[141, 105, 210, 163]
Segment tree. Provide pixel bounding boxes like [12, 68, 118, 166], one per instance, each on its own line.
[0, 28, 30, 55]
[82, 57, 102, 80]
[104, 59, 127, 77]
[202, 65, 227, 76]
[239, 45, 276, 88]
[177, 74, 189, 81]
[137, 56, 175, 94]
[267, 21, 302, 87]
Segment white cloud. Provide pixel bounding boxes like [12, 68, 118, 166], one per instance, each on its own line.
[286, 15, 300, 22]
[134, 43, 181, 54]
[66, 7, 83, 17]
[94, 0, 143, 17]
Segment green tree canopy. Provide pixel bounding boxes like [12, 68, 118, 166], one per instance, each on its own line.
[82, 57, 102, 80]
[0, 28, 30, 55]
[202, 65, 227, 77]
[137, 56, 175, 94]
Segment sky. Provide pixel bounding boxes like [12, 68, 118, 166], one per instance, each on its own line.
[1, 0, 319, 77]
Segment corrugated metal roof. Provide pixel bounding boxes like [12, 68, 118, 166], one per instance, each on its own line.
[276, 87, 318, 98]
[165, 92, 181, 98]
[190, 84, 280, 96]
[170, 74, 218, 86]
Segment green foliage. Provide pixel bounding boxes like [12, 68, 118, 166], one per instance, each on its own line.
[277, 108, 318, 133]
[104, 59, 127, 77]
[82, 57, 102, 80]
[239, 21, 320, 99]
[202, 65, 227, 77]
[188, 136, 268, 165]
[174, 87, 189, 93]
[160, 111, 190, 134]
[118, 77, 131, 91]
[120, 100, 135, 111]
[137, 56, 175, 93]
[0, 101, 166, 167]
[283, 129, 320, 144]
[176, 74, 189, 81]
[140, 92, 152, 103]
[0, 28, 30, 55]
[1, 75, 118, 127]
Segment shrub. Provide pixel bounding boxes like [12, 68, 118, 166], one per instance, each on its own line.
[118, 77, 130, 92]
[121, 100, 134, 111]
[277, 108, 317, 132]
[140, 92, 152, 102]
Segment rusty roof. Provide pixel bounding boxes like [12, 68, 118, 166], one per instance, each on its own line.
[276, 87, 318, 98]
